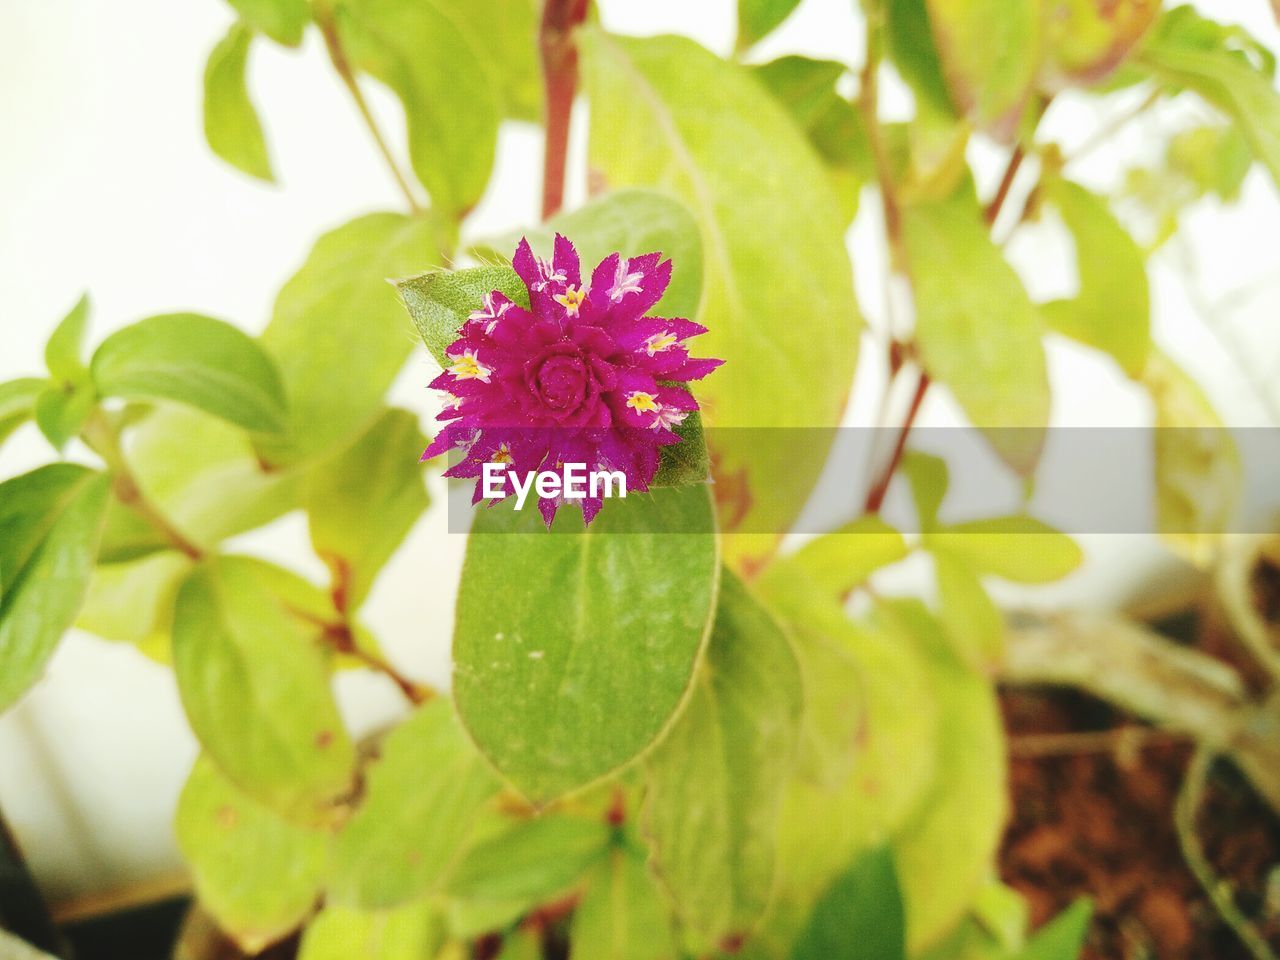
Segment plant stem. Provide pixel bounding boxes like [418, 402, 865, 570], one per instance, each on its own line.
[984, 144, 1026, 226]
[1176, 748, 1280, 960]
[316, 12, 424, 215]
[857, 3, 903, 258]
[863, 369, 929, 514]
[540, 0, 590, 220]
[82, 409, 205, 562]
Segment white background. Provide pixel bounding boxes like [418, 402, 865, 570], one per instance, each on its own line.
[1, 0, 1278, 907]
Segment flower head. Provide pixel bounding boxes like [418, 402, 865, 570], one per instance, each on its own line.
[422, 235, 723, 526]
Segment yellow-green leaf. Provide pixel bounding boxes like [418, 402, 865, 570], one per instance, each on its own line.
[172, 556, 356, 818]
[927, 516, 1082, 583]
[258, 212, 446, 466]
[1042, 178, 1150, 377]
[329, 700, 499, 907]
[204, 22, 275, 183]
[299, 901, 444, 960]
[1041, 0, 1159, 89]
[643, 570, 803, 953]
[902, 189, 1049, 474]
[583, 30, 861, 554]
[226, 0, 310, 47]
[571, 849, 677, 960]
[176, 755, 328, 953]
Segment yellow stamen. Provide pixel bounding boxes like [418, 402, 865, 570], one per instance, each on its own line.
[554, 285, 586, 316]
[626, 391, 660, 414]
[448, 351, 490, 381]
[644, 331, 679, 356]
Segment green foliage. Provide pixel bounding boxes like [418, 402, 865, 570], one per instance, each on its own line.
[304, 408, 429, 609]
[881, 601, 1007, 952]
[1142, 349, 1241, 562]
[583, 30, 861, 549]
[91, 313, 288, 433]
[453, 486, 718, 804]
[791, 845, 904, 960]
[225, 0, 310, 48]
[298, 901, 444, 960]
[1140, 6, 1280, 189]
[44, 293, 91, 384]
[258, 212, 446, 466]
[902, 187, 1049, 474]
[204, 22, 275, 183]
[924, 0, 1041, 138]
[448, 814, 611, 904]
[0, 465, 110, 709]
[0, 378, 45, 448]
[643, 570, 803, 952]
[77, 551, 191, 661]
[752, 56, 869, 222]
[172, 556, 356, 818]
[396, 265, 528, 369]
[1040, 0, 1158, 88]
[176, 755, 329, 952]
[737, 0, 803, 52]
[329, 700, 498, 907]
[571, 849, 677, 960]
[1041, 177, 1150, 377]
[337, 0, 500, 215]
[927, 516, 1083, 583]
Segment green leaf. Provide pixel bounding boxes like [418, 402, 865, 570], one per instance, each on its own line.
[127, 404, 304, 549]
[204, 22, 275, 183]
[299, 901, 444, 960]
[1142, 349, 1241, 564]
[902, 450, 948, 530]
[0, 466, 111, 709]
[77, 551, 192, 663]
[927, 516, 1082, 583]
[464, 0, 541, 121]
[338, 0, 500, 214]
[305, 408, 428, 609]
[259, 213, 445, 466]
[737, 0, 802, 51]
[45, 293, 90, 383]
[329, 699, 499, 907]
[172, 556, 356, 818]
[226, 0, 310, 47]
[785, 515, 909, 598]
[34, 382, 95, 452]
[1041, 0, 1159, 88]
[757, 562, 866, 789]
[931, 546, 1004, 668]
[571, 849, 677, 960]
[751, 57, 869, 222]
[1042, 178, 1150, 377]
[880, 601, 1007, 953]
[91, 313, 287, 433]
[396, 265, 528, 370]
[583, 31, 861, 549]
[94, 499, 173, 564]
[1140, 7, 1280, 189]
[454, 485, 719, 804]
[902, 189, 1050, 474]
[0, 377, 47, 449]
[643, 569, 803, 953]
[1017, 898, 1092, 960]
[886, 0, 954, 117]
[924, 0, 1042, 137]
[447, 815, 612, 904]
[473, 188, 705, 321]
[176, 755, 328, 953]
[792, 845, 905, 960]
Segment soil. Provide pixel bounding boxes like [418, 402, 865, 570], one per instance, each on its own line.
[999, 686, 1280, 960]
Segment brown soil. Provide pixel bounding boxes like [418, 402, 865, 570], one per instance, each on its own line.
[999, 687, 1280, 960]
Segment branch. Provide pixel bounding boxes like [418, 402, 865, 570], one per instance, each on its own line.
[82, 409, 205, 562]
[539, 0, 590, 219]
[316, 11, 424, 215]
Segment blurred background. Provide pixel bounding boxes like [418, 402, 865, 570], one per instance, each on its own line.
[2, 0, 1279, 918]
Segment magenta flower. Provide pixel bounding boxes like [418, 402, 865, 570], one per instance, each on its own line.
[422, 235, 722, 526]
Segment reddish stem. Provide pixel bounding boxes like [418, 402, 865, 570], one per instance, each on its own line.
[984, 144, 1026, 226]
[862, 371, 929, 514]
[539, 0, 590, 220]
